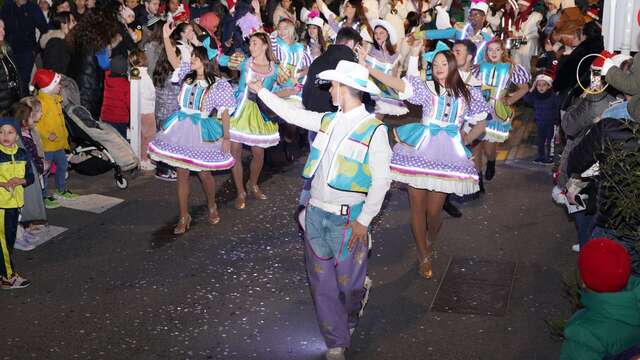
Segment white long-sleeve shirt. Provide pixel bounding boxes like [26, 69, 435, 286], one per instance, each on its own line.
[257, 88, 392, 226]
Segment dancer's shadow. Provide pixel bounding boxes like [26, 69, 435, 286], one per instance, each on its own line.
[348, 267, 432, 358]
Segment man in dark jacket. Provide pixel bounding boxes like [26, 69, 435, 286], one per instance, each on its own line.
[0, 0, 48, 96]
[302, 27, 374, 113]
[567, 117, 640, 274]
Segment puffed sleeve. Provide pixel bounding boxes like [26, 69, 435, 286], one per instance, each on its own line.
[206, 79, 236, 115]
[399, 75, 432, 107]
[171, 61, 192, 84]
[510, 64, 531, 85]
[463, 86, 490, 124]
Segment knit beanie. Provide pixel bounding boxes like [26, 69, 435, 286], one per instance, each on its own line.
[0, 117, 20, 132]
[578, 238, 631, 293]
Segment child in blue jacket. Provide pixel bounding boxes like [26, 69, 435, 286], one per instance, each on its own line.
[0, 117, 34, 289]
[523, 73, 561, 164]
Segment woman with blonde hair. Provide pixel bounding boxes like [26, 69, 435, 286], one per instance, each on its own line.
[269, 19, 313, 160]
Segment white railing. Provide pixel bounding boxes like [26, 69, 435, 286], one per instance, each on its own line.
[602, 0, 640, 55]
[128, 67, 142, 160]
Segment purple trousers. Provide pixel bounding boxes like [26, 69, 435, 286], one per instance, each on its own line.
[304, 205, 369, 349]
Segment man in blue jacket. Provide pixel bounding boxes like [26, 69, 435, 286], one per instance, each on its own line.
[0, 0, 48, 96]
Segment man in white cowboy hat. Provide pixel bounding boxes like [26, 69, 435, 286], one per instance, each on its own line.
[249, 60, 391, 360]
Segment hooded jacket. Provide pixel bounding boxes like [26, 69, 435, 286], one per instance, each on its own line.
[560, 276, 640, 360]
[35, 92, 70, 152]
[567, 118, 640, 273]
[605, 52, 640, 122]
[40, 30, 71, 75]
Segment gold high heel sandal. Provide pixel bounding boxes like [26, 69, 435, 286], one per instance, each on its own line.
[418, 254, 434, 279]
[234, 192, 246, 210]
[208, 205, 221, 225]
[174, 214, 192, 235]
[247, 183, 267, 200]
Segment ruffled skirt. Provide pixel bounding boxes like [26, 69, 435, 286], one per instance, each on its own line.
[147, 111, 235, 172]
[372, 96, 409, 116]
[390, 124, 479, 195]
[483, 116, 512, 143]
[230, 99, 280, 148]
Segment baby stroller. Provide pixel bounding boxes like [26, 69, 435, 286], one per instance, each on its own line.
[60, 76, 138, 189]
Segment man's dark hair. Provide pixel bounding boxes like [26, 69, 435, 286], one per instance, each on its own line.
[453, 39, 477, 59]
[335, 27, 362, 46]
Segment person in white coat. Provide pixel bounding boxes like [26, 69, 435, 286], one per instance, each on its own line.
[509, 0, 543, 72]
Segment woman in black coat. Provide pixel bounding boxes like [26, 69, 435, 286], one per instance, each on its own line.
[40, 11, 76, 75]
[0, 19, 22, 115]
[66, 1, 119, 118]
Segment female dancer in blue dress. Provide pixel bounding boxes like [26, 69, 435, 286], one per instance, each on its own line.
[472, 38, 530, 181]
[270, 18, 313, 159]
[363, 42, 490, 278]
[148, 22, 236, 234]
[366, 19, 408, 119]
[229, 32, 283, 210]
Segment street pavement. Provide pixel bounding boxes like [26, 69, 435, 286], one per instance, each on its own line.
[2, 112, 578, 360]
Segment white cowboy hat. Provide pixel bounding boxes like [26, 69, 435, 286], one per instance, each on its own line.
[306, 16, 324, 28]
[318, 60, 381, 95]
[370, 19, 398, 45]
[469, 0, 489, 14]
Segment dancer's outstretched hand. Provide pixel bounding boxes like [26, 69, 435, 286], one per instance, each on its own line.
[347, 221, 368, 251]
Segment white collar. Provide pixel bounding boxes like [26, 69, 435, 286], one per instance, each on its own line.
[337, 104, 368, 119]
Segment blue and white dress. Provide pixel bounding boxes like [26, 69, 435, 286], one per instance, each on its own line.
[148, 62, 237, 171]
[366, 48, 409, 116]
[474, 62, 530, 143]
[270, 33, 312, 110]
[391, 76, 490, 195]
[230, 58, 281, 148]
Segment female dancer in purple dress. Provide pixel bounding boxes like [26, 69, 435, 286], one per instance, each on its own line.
[148, 22, 236, 234]
[363, 43, 490, 278]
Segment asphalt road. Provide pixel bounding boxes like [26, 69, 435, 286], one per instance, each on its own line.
[2, 144, 577, 360]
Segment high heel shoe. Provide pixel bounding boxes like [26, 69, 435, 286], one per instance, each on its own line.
[247, 183, 267, 200]
[234, 192, 246, 210]
[418, 254, 434, 279]
[208, 205, 221, 225]
[173, 214, 192, 235]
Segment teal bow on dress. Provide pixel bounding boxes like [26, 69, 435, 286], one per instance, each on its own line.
[422, 41, 450, 63]
[428, 122, 459, 137]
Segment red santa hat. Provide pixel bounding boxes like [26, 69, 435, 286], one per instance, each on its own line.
[586, 7, 599, 21]
[578, 238, 631, 293]
[32, 68, 61, 94]
[170, 3, 190, 24]
[531, 68, 555, 91]
[591, 50, 614, 70]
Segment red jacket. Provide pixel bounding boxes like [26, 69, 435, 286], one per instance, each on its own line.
[100, 70, 130, 124]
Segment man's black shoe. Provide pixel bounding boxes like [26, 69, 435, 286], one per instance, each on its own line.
[443, 199, 462, 218]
